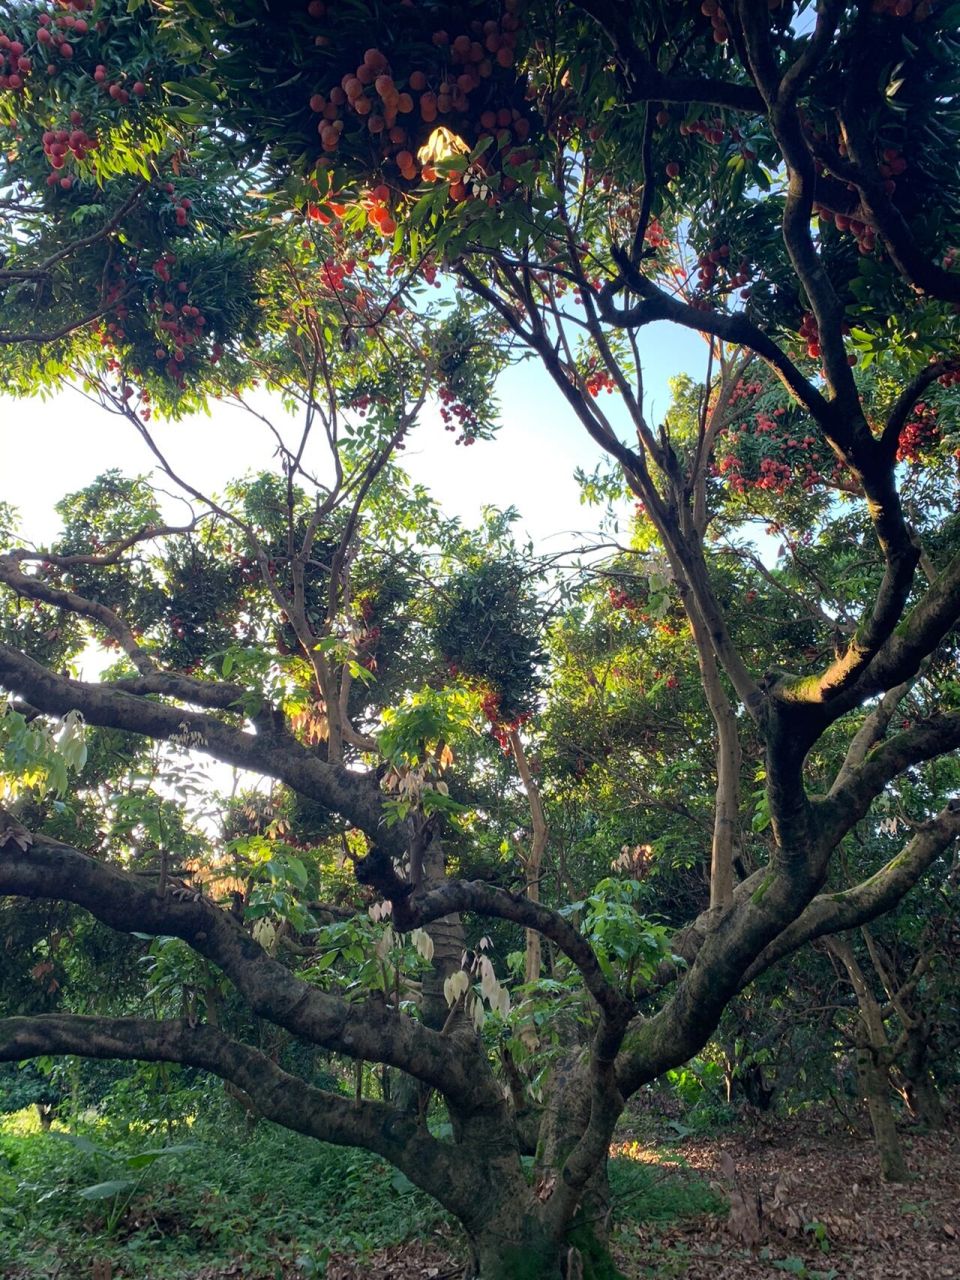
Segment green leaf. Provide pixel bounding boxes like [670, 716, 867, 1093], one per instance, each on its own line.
[78, 1179, 137, 1200]
[124, 1143, 195, 1170]
[284, 856, 308, 890]
[47, 1132, 110, 1158]
[163, 78, 222, 104]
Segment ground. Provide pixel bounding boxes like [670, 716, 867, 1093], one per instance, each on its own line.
[613, 1122, 960, 1280]
[320, 1122, 960, 1280]
[1, 1109, 957, 1279]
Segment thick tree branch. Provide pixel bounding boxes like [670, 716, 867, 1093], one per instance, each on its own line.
[0, 642, 399, 853]
[571, 1, 764, 114]
[0, 553, 155, 675]
[615, 864, 819, 1098]
[0, 833, 493, 1110]
[821, 549, 960, 720]
[9, 522, 202, 568]
[776, 0, 845, 110]
[818, 712, 960, 844]
[598, 262, 831, 426]
[735, 1, 859, 417]
[829, 681, 912, 797]
[772, 506, 922, 719]
[391, 878, 632, 1024]
[740, 802, 960, 985]
[0, 1013, 477, 1216]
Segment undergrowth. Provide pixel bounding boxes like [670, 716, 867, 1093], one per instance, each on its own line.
[0, 1106, 447, 1278]
[0, 1108, 724, 1278]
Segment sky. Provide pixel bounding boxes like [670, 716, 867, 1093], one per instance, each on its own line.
[0, 321, 707, 551]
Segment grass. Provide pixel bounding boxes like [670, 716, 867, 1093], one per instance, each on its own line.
[609, 1151, 726, 1227]
[0, 1110, 726, 1279]
[0, 1107, 449, 1278]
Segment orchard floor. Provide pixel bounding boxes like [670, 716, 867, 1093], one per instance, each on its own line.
[612, 1122, 960, 1280]
[2, 1114, 957, 1279]
[317, 1122, 960, 1280]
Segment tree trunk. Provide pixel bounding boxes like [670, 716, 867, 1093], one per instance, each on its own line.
[897, 1023, 946, 1129]
[509, 729, 548, 987]
[468, 1213, 623, 1280]
[468, 1219, 564, 1280]
[526, 1051, 624, 1280]
[856, 1041, 908, 1182]
[451, 1046, 626, 1279]
[825, 937, 908, 1182]
[394, 829, 466, 1114]
[418, 830, 466, 1028]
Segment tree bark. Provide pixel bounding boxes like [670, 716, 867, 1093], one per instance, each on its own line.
[509, 729, 548, 986]
[856, 1040, 908, 1183]
[825, 938, 908, 1181]
[468, 1211, 623, 1280]
[897, 1023, 947, 1130]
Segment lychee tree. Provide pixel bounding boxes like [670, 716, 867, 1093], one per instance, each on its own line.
[2, 3, 960, 1278]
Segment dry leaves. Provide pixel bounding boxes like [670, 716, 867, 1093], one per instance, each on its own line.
[322, 1239, 460, 1280]
[621, 1120, 960, 1279]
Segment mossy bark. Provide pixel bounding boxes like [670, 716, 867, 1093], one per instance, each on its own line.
[468, 1219, 624, 1280]
[897, 1025, 946, 1129]
[856, 1042, 908, 1182]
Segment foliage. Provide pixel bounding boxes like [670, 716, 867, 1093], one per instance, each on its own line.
[1, 2, 960, 1276]
[434, 554, 544, 724]
[0, 1105, 728, 1277]
[0, 1110, 450, 1275]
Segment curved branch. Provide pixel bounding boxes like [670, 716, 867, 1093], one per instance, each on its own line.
[0, 1013, 475, 1216]
[571, 2, 764, 114]
[0, 553, 155, 675]
[391, 878, 632, 1023]
[0, 296, 137, 346]
[772, 489, 925, 718]
[837, 64, 960, 308]
[818, 711, 960, 846]
[0, 642, 398, 852]
[828, 549, 960, 718]
[741, 802, 960, 985]
[10, 520, 202, 568]
[776, 0, 845, 110]
[598, 262, 831, 426]
[460, 264, 764, 720]
[881, 360, 960, 459]
[829, 681, 912, 796]
[735, 1, 860, 417]
[0, 833, 492, 1110]
[614, 863, 817, 1098]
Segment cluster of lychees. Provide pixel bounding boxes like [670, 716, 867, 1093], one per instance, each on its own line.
[301, 0, 533, 231]
[896, 401, 941, 464]
[438, 384, 479, 445]
[583, 358, 616, 397]
[41, 115, 96, 188]
[716, 398, 842, 495]
[0, 2, 91, 91]
[476, 686, 530, 753]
